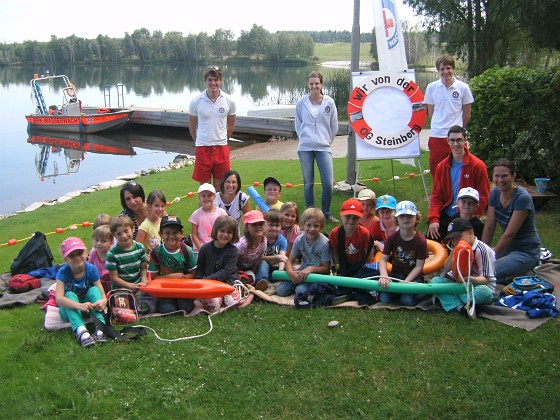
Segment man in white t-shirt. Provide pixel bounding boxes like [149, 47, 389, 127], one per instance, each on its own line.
[425, 55, 474, 178]
[188, 66, 236, 191]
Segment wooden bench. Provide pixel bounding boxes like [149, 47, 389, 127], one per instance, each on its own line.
[491, 181, 556, 209]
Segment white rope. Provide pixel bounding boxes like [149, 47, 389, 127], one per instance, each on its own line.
[456, 248, 476, 319]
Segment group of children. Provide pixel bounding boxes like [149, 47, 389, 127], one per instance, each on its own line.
[55, 173, 490, 347]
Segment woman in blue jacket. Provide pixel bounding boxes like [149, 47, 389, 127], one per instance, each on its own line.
[295, 71, 339, 222]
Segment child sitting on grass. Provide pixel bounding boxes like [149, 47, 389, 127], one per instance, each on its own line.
[196, 216, 241, 310]
[148, 216, 197, 314]
[261, 209, 288, 284]
[357, 188, 378, 230]
[235, 210, 268, 291]
[136, 189, 167, 253]
[89, 225, 113, 294]
[280, 201, 300, 257]
[189, 183, 227, 254]
[106, 215, 156, 314]
[263, 176, 283, 210]
[378, 201, 429, 306]
[55, 237, 107, 348]
[454, 187, 484, 239]
[278, 208, 331, 297]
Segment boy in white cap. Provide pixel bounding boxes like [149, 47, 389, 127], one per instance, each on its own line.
[189, 183, 228, 253]
[379, 201, 429, 306]
[455, 187, 484, 239]
[357, 188, 378, 230]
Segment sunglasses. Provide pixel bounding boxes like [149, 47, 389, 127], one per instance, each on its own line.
[121, 181, 137, 190]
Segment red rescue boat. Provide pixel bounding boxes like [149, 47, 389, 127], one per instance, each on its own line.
[140, 278, 235, 299]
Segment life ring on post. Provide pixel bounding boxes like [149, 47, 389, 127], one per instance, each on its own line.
[452, 240, 473, 281]
[64, 83, 77, 98]
[347, 72, 427, 149]
[423, 240, 448, 275]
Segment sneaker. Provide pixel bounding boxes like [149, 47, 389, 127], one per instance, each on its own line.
[76, 329, 95, 348]
[254, 279, 268, 292]
[456, 304, 476, 320]
[327, 216, 340, 223]
[94, 329, 108, 343]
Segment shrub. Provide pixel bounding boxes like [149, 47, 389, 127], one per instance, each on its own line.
[325, 69, 351, 121]
[469, 66, 560, 192]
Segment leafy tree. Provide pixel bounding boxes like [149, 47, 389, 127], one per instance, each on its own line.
[469, 66, 560, 192]
[211, 29, 235, 61]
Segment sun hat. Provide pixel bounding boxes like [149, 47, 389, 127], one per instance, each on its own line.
[198, 183, 216, 194]
[340, 198, 364, 217]
[395, 200, 418, 217]
[457, 187, 480, 203]
[376, 194, 397, 210]
[442, 218, 473, 243]
[243, 210, 266, 225]
[160, 215, 183, 230]
[61, 237, 87, 258]
[357, 189, 376, 201]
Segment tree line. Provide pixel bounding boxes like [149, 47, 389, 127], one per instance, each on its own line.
[0, 26, 376, 67]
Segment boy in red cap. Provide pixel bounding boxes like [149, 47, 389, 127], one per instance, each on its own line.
[329, 198, 375, 277]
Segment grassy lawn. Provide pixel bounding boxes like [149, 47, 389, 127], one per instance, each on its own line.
[1, 155, 559, 418]
[314, 42, 374, 64]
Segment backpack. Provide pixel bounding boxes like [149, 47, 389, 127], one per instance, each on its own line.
[8, 274, 41, 293]
[107, 289, 139, 325]
[150, 240, 192, 274]
[10, 231, 54, 275]
[502, 275, 554, 296]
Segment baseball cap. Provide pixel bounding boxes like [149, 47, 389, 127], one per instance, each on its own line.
[457, 187, 479, 203]
[198, 183, 216, 194]
[357, 188, 376, 201]
[160, 215, 183, 230]
[243, 210, 266, 225]
[340, 198, 364, 217]
[395, 201, 418, 217]
[263, 176, 281, 189]
[376, 194, 397, 210]
[442, 218, 473, 243]
[61, 237, 87, 258]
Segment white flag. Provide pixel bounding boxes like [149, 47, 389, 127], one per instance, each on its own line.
[372, 0, 409, 71]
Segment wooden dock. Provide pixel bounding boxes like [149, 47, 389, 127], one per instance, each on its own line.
[128, 107, 349, 139]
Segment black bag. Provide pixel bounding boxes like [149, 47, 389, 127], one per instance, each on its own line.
[10, 231, 54, 275]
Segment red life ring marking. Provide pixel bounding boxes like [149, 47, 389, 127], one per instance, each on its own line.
[348, 72, 427, 149]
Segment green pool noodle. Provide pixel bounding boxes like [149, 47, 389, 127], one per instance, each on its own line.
[271, 271, 467, 294]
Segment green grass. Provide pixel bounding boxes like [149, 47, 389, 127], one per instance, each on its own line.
[314, 43, 374, 64]
[1, 155, 559, 418]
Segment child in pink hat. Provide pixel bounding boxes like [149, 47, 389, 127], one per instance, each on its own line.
[55, 237, 108, 348]
[234, 210, 268, 291]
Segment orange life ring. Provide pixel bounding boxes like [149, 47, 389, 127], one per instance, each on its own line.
[375, 240, 447, 275]
[140, 278, 235, 299]
[452, 240, 473, 281]
[347, 71, 427, 149]
[423, 239, 448, 275]
[373, 251, 392, 273]
[64, 83, 77, 98]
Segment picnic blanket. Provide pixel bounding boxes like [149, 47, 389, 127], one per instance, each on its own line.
[252, 261, 560, 331]
[2, 261, 560, 331]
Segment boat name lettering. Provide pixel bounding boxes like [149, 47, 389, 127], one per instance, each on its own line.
[31, 116, 80, 124]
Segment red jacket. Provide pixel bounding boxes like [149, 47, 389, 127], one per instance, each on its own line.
[428, 148, 490, 223]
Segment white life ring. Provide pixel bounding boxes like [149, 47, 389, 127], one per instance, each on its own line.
[348, 72, 427, 149]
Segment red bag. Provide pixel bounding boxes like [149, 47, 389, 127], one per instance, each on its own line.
[8, 274, 41, 293]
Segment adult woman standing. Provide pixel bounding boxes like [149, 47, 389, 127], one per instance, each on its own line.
[119, 182, 148, 240]
[215, 170, 251, 230]
[482, 159, 541, 284]
[295, 71, 339, 222]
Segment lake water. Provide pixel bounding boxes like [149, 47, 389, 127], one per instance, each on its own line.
[0, 64, 437, 216]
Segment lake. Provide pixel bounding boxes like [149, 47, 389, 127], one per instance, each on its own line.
[0, 64, 437, 216]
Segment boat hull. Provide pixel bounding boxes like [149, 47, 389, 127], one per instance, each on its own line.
[26, 109, 134, 134]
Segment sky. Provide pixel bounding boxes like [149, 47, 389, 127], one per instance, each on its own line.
[0, 0, 421, 44]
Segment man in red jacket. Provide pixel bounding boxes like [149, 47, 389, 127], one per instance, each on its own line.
[427, 126, 490, 242]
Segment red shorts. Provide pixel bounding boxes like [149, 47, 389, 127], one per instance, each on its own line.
[428, 137, 451, 176]
[192, 145, 230, 183]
